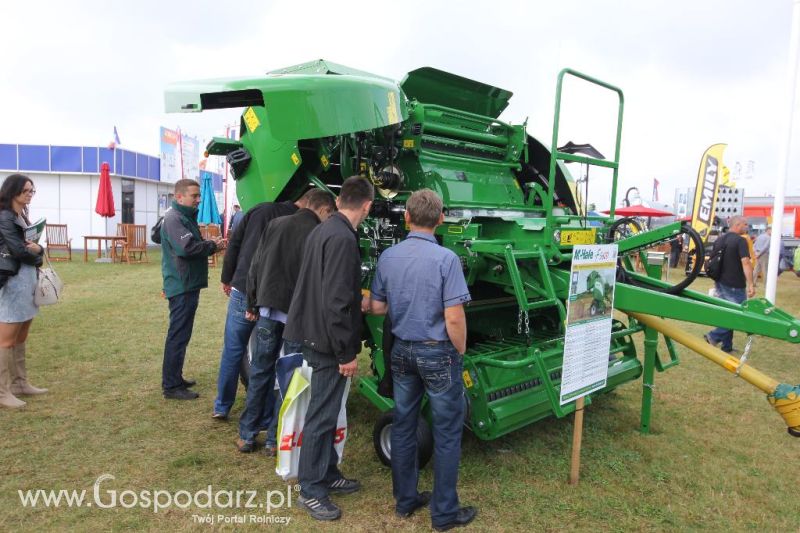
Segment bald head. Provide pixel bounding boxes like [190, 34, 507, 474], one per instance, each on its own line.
[729, 216, 749, 235]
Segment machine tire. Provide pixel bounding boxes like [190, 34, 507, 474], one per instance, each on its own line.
[788, 426, 800, 438]
[239, 356, 249, 390]
[239, 328, 258, 390]
[373, 410, 433, 469]
[590, 302, 598, 316]
[606, 216, 643, 242]
[610, 221, 705, 295]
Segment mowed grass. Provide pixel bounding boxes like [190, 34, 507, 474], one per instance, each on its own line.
[1, 252, 799, 531]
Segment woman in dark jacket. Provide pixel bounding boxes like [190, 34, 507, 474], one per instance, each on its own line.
[0, 174, 46, 408]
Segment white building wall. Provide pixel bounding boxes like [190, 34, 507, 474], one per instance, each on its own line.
[1, 171, 166, 250]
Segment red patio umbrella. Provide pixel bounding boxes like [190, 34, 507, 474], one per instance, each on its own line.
[95, 162, 116, 217]
[602, 205, 674, 217]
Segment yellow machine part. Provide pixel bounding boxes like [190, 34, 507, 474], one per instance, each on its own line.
[628, 312, 800, 436]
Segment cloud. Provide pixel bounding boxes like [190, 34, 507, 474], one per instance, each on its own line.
[1, 0, 798, 204]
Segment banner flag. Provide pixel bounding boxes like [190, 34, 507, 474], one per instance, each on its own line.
[689, 143, 727, 253]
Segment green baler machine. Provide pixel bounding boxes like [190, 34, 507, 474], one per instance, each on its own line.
[166, 60, 800, 466]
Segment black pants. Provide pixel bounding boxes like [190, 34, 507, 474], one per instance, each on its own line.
[298, 347, 348, 499]
[162, 290, 200, 391]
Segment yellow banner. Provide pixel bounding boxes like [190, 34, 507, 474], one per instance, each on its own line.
[689, 143, 726, 251]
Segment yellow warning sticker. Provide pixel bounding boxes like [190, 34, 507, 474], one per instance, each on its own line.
[291, 153, 300, 166]
[560, 228, 596, 246]
[463, 371, 473, 389]
[403, 139, 415, 149]
[243, 107, 260, 133]
[387, 91, 399, 124]
[448, 225, 464, 234]
[723, 356, 740, 373]
[320, 154, 330, 168]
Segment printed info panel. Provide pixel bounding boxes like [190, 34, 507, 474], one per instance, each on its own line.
[560, 244, 619, 405]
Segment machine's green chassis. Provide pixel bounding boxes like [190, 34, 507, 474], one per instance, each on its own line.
[166, 60, 800, 444]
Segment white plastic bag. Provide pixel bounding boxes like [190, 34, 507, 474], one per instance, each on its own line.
[275, 361, 350, 480]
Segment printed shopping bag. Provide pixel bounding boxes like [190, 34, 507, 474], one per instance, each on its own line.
[275, 361, 350, 481]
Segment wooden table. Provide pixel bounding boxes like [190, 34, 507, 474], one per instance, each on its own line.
[83, 236, 128, 263]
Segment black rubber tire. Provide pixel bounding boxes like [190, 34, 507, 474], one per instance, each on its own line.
[609, 220, 705, 295]
[590, 302, 598, 316]
[239, 328, 257, 390]
[606, 216, 643, 242]
[788, 426, 800, 438]
[239, 355, 249, 390]
[373, 410, 433, 469]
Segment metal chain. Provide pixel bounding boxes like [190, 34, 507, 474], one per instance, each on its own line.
[517, 308, 523, 335]
[524, 310, 530, 336]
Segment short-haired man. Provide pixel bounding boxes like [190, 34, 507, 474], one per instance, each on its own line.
[236, 189, 336, 454]
[370, 189, 475, 531]
[752, 227, 787, 284]
[213, 192, 314, 419]
[705, 216, 755, 353]
[284, 176, 374, 521]
[160, 179, 225, 400]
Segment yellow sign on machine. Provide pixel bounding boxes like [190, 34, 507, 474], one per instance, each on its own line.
[560, 229, 597, 246]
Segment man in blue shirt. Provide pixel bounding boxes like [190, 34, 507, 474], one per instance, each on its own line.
[370, 189, 476, 531]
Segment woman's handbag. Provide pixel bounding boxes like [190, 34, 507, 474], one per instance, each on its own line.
[0, 251, 21, 291]
[34, 255, 63, 305]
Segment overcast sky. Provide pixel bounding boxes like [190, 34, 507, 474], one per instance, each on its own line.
[2, 0, 798, 208]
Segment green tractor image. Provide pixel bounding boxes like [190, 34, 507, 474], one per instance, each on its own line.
[166, 60, 800, 465]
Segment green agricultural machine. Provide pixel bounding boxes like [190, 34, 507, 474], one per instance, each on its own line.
[585, 270, 612, 316]
[166, 60, 800, 466]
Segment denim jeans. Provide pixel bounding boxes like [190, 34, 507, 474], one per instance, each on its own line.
[238, 316, 300, 444]
[391, 339, 465, 528]
[162, 290, 200, 391]
[708, 282, 747, 352]
[298, 348, 348, 500]
[214, 290, 256, 416]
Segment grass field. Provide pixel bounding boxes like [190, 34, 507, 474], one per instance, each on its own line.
[1, 253, 798, 531]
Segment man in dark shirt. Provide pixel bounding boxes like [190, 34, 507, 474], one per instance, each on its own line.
[236, 189, 336, 454]
[284, 176, 374, 521]
[212, 192, 313, 419]
[370, 189, 476, 531]
[705, 216, 755, 353]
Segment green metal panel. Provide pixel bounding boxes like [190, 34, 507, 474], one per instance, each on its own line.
[400, 67, 512, 118]
[165, 73, 407, 141]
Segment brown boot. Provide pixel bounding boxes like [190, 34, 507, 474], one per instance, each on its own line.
[0, 347, 25, 408]
[10, 343, 47, 396]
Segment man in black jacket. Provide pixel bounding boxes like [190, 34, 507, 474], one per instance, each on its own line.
[213, 191, 319, 418]
[285, 176, 374, 521]
[236, 189, 335, 453]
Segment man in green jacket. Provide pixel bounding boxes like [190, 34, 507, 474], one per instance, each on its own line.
[161, 179, 225, 400]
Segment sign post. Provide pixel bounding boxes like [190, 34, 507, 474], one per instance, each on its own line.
[560, 244, 619, 484]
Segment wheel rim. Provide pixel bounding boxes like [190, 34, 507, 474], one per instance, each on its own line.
[380, 424, 392, 460]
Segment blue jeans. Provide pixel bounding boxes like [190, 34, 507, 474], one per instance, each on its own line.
[708, 282, 747, 352]
[162, 290, 200, 391]
[238, 316, 300, 444]
[214, 290, 256, 416]
[391, 340, 464, 528]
